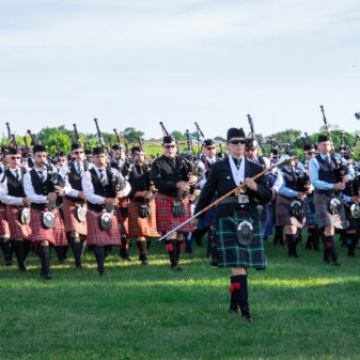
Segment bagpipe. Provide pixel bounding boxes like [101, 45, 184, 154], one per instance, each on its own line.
[94, 118, 125, 194]
[320, 105, 348, 182]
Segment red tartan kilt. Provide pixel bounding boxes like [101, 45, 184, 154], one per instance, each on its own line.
[5, 205, 32, 240]
[115, 200, 129, 235]
[30, 208, 68, 246]
[275, 195, 305, 228]
[86, 209, 121, 246]
[62, 198, 88, 235]
[128, 199, 160, 238]
[156, 193, 194, 233]
[0, 203, 10, 236]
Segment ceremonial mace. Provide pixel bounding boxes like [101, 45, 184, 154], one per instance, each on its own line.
[158, 154, 291, 242]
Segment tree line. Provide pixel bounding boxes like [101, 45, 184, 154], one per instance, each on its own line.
[1, 125, 357, 157]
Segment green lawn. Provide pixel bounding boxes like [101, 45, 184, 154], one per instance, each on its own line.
[1, 237, 360, 360]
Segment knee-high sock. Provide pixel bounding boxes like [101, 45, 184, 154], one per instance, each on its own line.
[346, 233, 359, 256]
[54, 246, 64, 263]
[324, 235, 337, 262]
[286, 234, 298, 257]
[274, 226, 284, 245]
[38, 245, 51, 277]
[137, 241, 147, 262]
[165, 240, 177, 267]
[176, 240, 183, 262]
[306, 229, 314, 249]
[94, 245, 105, 273]
[70, 237, 82, 267]
[1, 238, 13, 264]
[229, 275, 249, 312]
[14, 240, 26, 271]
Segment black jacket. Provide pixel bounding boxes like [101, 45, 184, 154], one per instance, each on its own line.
[195, 156, 272, 218]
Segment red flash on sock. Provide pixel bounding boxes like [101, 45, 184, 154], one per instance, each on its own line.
[326, 241, 332, 248]
[166, 244, 173, 252]
[228, 283, 240, 294]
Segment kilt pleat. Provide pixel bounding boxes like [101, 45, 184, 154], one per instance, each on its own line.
[86, 209, 121, 246]
[215, 210, 266, 269]
[155, 193, 194, 233]
[5, 205, 32, 240]
[128, 199, 160, 237]
[313, 192, 347, 229]
[275, 195, 305, 228]
[30, 208, 67, 246]
[62, 198, 88, 235]
[304, 195, 317, 227]
[0, 203, 10, 236]
[115, 199, 129, 235]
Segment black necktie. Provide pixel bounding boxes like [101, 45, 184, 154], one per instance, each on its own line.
[77, 164, 83, 177]
[15, 169, 20, 180]
[98, 169, 107, 187]
[38, 170, 45, 182]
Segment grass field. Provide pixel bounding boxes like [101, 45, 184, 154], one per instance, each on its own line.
[1, 237, 360, 360]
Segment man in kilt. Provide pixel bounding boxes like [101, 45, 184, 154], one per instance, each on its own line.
[193, 139, 218, 257]
[110, 145, 132, 261]
[303, 142, 320, 251]
[151, 135, 203, 271]
[0, 147, 32, 272]
[0, 150, 13, 266]
[308, 135, 350, 266]
[269, 148, 284, 246]
[82, 145, 124, 276]
[63, 143, 88, 269]
[276, 157, 309, 258]
[23, 144, 68, 279]
[128, 146, 160, 265]
[340, 173, 360, 256]
[193, 128, 272, 322]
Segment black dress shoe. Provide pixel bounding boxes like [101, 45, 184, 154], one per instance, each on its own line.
[323, 259, 330, 264]
[5, 260, 13, 266]
[141, 260, 148, 266]
[241, 308, 252, 323]
[331, 261, 341, 266]
[42, 272, 53, 280]
[75, 265, 82, 270]
[19, 265, 27, 273]
[98, 269, 107, 277]
[171, 265, 183, 272]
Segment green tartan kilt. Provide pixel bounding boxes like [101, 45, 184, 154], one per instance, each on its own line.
[215, 210, 266, 269]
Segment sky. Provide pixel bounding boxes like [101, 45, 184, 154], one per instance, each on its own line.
[1, 0, 360, 140]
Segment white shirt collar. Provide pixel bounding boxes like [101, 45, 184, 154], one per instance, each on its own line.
[229, 155, 245, 186]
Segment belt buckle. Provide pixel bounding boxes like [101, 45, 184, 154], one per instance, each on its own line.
[238, 194, 249, 204]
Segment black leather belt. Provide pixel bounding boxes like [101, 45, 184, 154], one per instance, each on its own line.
[220, 197, 239, 204]
[315, 189, 340, 197]
[64, 196, 86, 205]
[87, 203, 106, 212]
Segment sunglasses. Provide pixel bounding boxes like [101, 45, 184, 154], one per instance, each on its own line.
[229, 139, 246, 145]
[307, 151, 315, 155]
[10, 156, 21, 160]
[74, 151, 84, 155]
[206, 146, 216, 150]
[164, 145, 176, 149]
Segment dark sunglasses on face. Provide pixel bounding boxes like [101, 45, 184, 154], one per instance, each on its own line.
[11, 156, 21, 160]
[74, 151, 84, 155]
[307, 151, 315, 156]
[206, 146, 216, 150]
[229, 139, 246, 145]
[164, 145, 176, 149]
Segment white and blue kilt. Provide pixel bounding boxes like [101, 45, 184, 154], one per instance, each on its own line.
[313, 192, 347, 229]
